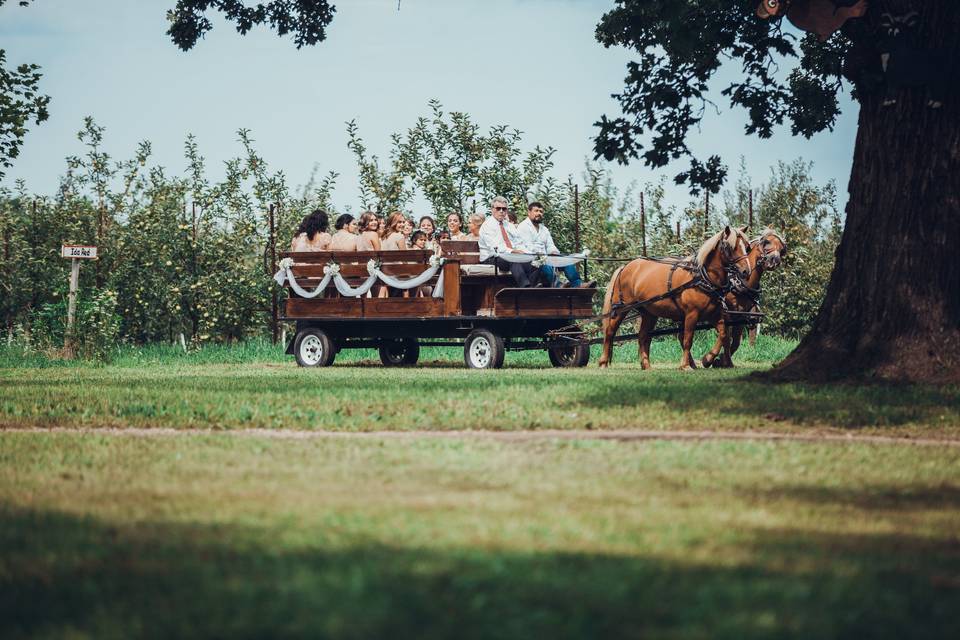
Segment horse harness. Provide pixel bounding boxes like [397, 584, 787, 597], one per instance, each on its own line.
[612, 255, 732, 319]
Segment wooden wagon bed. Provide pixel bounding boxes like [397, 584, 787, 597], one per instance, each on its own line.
[279, 241, 597, 369]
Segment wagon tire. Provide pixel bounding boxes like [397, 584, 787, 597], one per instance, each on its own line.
[548, 340, 590, 368]
[464, 329, 505, 370]
[294, 329, 336, 368]
[379, 339, 420, 367]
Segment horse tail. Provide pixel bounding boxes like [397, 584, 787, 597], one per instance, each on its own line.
[602, 266, 624, 317]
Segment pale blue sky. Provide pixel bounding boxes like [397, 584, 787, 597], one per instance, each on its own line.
[1, 0, 858, 213]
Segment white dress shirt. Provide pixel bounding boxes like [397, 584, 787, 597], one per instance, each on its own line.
[515, 219, 560, 255]
[478, 215, 523, 261]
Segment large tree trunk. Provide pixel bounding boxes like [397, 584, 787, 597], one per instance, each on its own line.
[773, 1, 960, 384]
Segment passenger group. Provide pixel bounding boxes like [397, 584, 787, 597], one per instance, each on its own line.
[289, 196, 594, 288]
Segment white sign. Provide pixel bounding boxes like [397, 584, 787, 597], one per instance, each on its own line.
[61, 245, 98, 260]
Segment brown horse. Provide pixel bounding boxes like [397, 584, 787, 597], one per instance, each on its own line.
[702, 228, 788, 368]
[598, 227, 752, 371]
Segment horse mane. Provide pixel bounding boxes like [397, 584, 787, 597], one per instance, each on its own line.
[695, 228, 747, 266]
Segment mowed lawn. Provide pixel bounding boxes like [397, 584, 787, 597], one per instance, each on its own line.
[1, 337, 959, 436]
[3, 338, 960, 637]
[1, 433, 959, 639]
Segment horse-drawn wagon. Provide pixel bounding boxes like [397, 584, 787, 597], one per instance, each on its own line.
[276, 240, 597, 369]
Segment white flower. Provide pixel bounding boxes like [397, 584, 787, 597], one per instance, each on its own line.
[428, 254, 445, 269]
[324, 262, 341, 276]
[367, 259, 378, 275]
[531, 254, 546, 268]
[582, 248, 591, 257]
[279, 257, 294, 270]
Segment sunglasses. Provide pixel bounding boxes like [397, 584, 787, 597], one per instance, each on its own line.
[493, 206, 508, 211]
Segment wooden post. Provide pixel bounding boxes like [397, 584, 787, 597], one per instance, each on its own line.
[269, 203, 278, 345]
[65, 258, 80, 357]
[574, 184, 581, 253]
[574, 184, 586, 280]
[676, 220, 681, 244]
[748, 189, 754, 230]
[640, 192, 647, 257]
[704, 191, 710, 238]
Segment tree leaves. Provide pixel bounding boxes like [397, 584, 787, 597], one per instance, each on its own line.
[594, 0, 851, 194]
[0, 50, 50, 180]
[165, 0, 336, 51]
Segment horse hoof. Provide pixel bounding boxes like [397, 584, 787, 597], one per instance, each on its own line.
[701, 356, 714, 368]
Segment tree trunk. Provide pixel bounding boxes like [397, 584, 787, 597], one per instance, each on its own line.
[773, 1, 960, 383]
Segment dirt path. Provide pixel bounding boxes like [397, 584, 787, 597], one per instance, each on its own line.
[2, 427, 959, 447]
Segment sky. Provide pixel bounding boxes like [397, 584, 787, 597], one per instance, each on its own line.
[1, 0, 859, 215]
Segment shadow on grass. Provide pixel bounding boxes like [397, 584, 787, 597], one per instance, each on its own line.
[1, 505, 958, 639]
[575, 376, 960, 428]
[748, 484, 960, 512]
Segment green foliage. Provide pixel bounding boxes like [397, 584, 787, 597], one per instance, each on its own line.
[28, 288, 120, 361]
[593, 0, 855, 194]
[0, 49, 50, 179]
[0, 107, 840, 358]
[348, 100, 559, 217]
[165, 0, 336, 51]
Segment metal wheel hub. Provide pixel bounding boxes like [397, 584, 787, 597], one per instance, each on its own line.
[469, 337, 491, 368]
[299, 335, 323, 365]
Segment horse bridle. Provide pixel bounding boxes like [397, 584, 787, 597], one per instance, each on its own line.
[720, 235, 752, 277]
[752, 231, 788, 269]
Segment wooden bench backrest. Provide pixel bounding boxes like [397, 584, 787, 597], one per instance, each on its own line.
[281, 250, 437, 280]
[441, 240, 480, 264]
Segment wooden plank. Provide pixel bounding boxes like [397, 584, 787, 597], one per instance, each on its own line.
[441, 240, 478, 254]
[281, 250, 433, 263]
[285, 297, 363, 318]
[364, 298, 444, 318]
[442, 261, 461, 316]
[493, 288, 597, 318]
[441, 240, 480, 264]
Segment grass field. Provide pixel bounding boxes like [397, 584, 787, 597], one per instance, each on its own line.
[2, 336, 958, 436]
[2, 433, 959, 639]
[3, 337, 959, 638]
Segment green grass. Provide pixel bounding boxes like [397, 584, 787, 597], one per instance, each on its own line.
[1, 336, 958, 436]
[0, 332, 797, 368]
[1, 433, 958, 639]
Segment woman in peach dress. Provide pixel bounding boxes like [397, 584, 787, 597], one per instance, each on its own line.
[446, 212, 467, 240]
[356, 212, 382, 251]
[328, 214, 359, 251]
[380, 212, 407, 251]
[289, 209, 332, 251]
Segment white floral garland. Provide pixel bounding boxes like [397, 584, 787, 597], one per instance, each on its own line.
[274, 257, 447, 299]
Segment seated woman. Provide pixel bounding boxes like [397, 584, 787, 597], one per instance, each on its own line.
[465, 213, 484, 241]
[401, 216, 415, 248]
[356, 211, 382, 251]
[328, 213, 359, 251]
[290, 209, 332, 251]
[446, 212, 467, 240]
[380, 212, 407, 251]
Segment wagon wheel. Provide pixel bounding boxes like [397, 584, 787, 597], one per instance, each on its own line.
[294, 329, 336, 368]
[464, 329, 505, 370]
[548, 336, 590, 368]
[379, 338, 420, 367]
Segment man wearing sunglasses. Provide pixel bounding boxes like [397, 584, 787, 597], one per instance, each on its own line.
[478, 196, 541, 287]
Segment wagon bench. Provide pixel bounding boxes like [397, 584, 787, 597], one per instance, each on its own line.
[279, 241, 597, 369]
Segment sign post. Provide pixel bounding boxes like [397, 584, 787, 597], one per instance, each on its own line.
[61, 245, 97, 357]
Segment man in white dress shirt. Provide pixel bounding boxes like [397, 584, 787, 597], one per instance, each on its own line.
[516, 201, 592, 287]
[478, 196, 541, 287]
